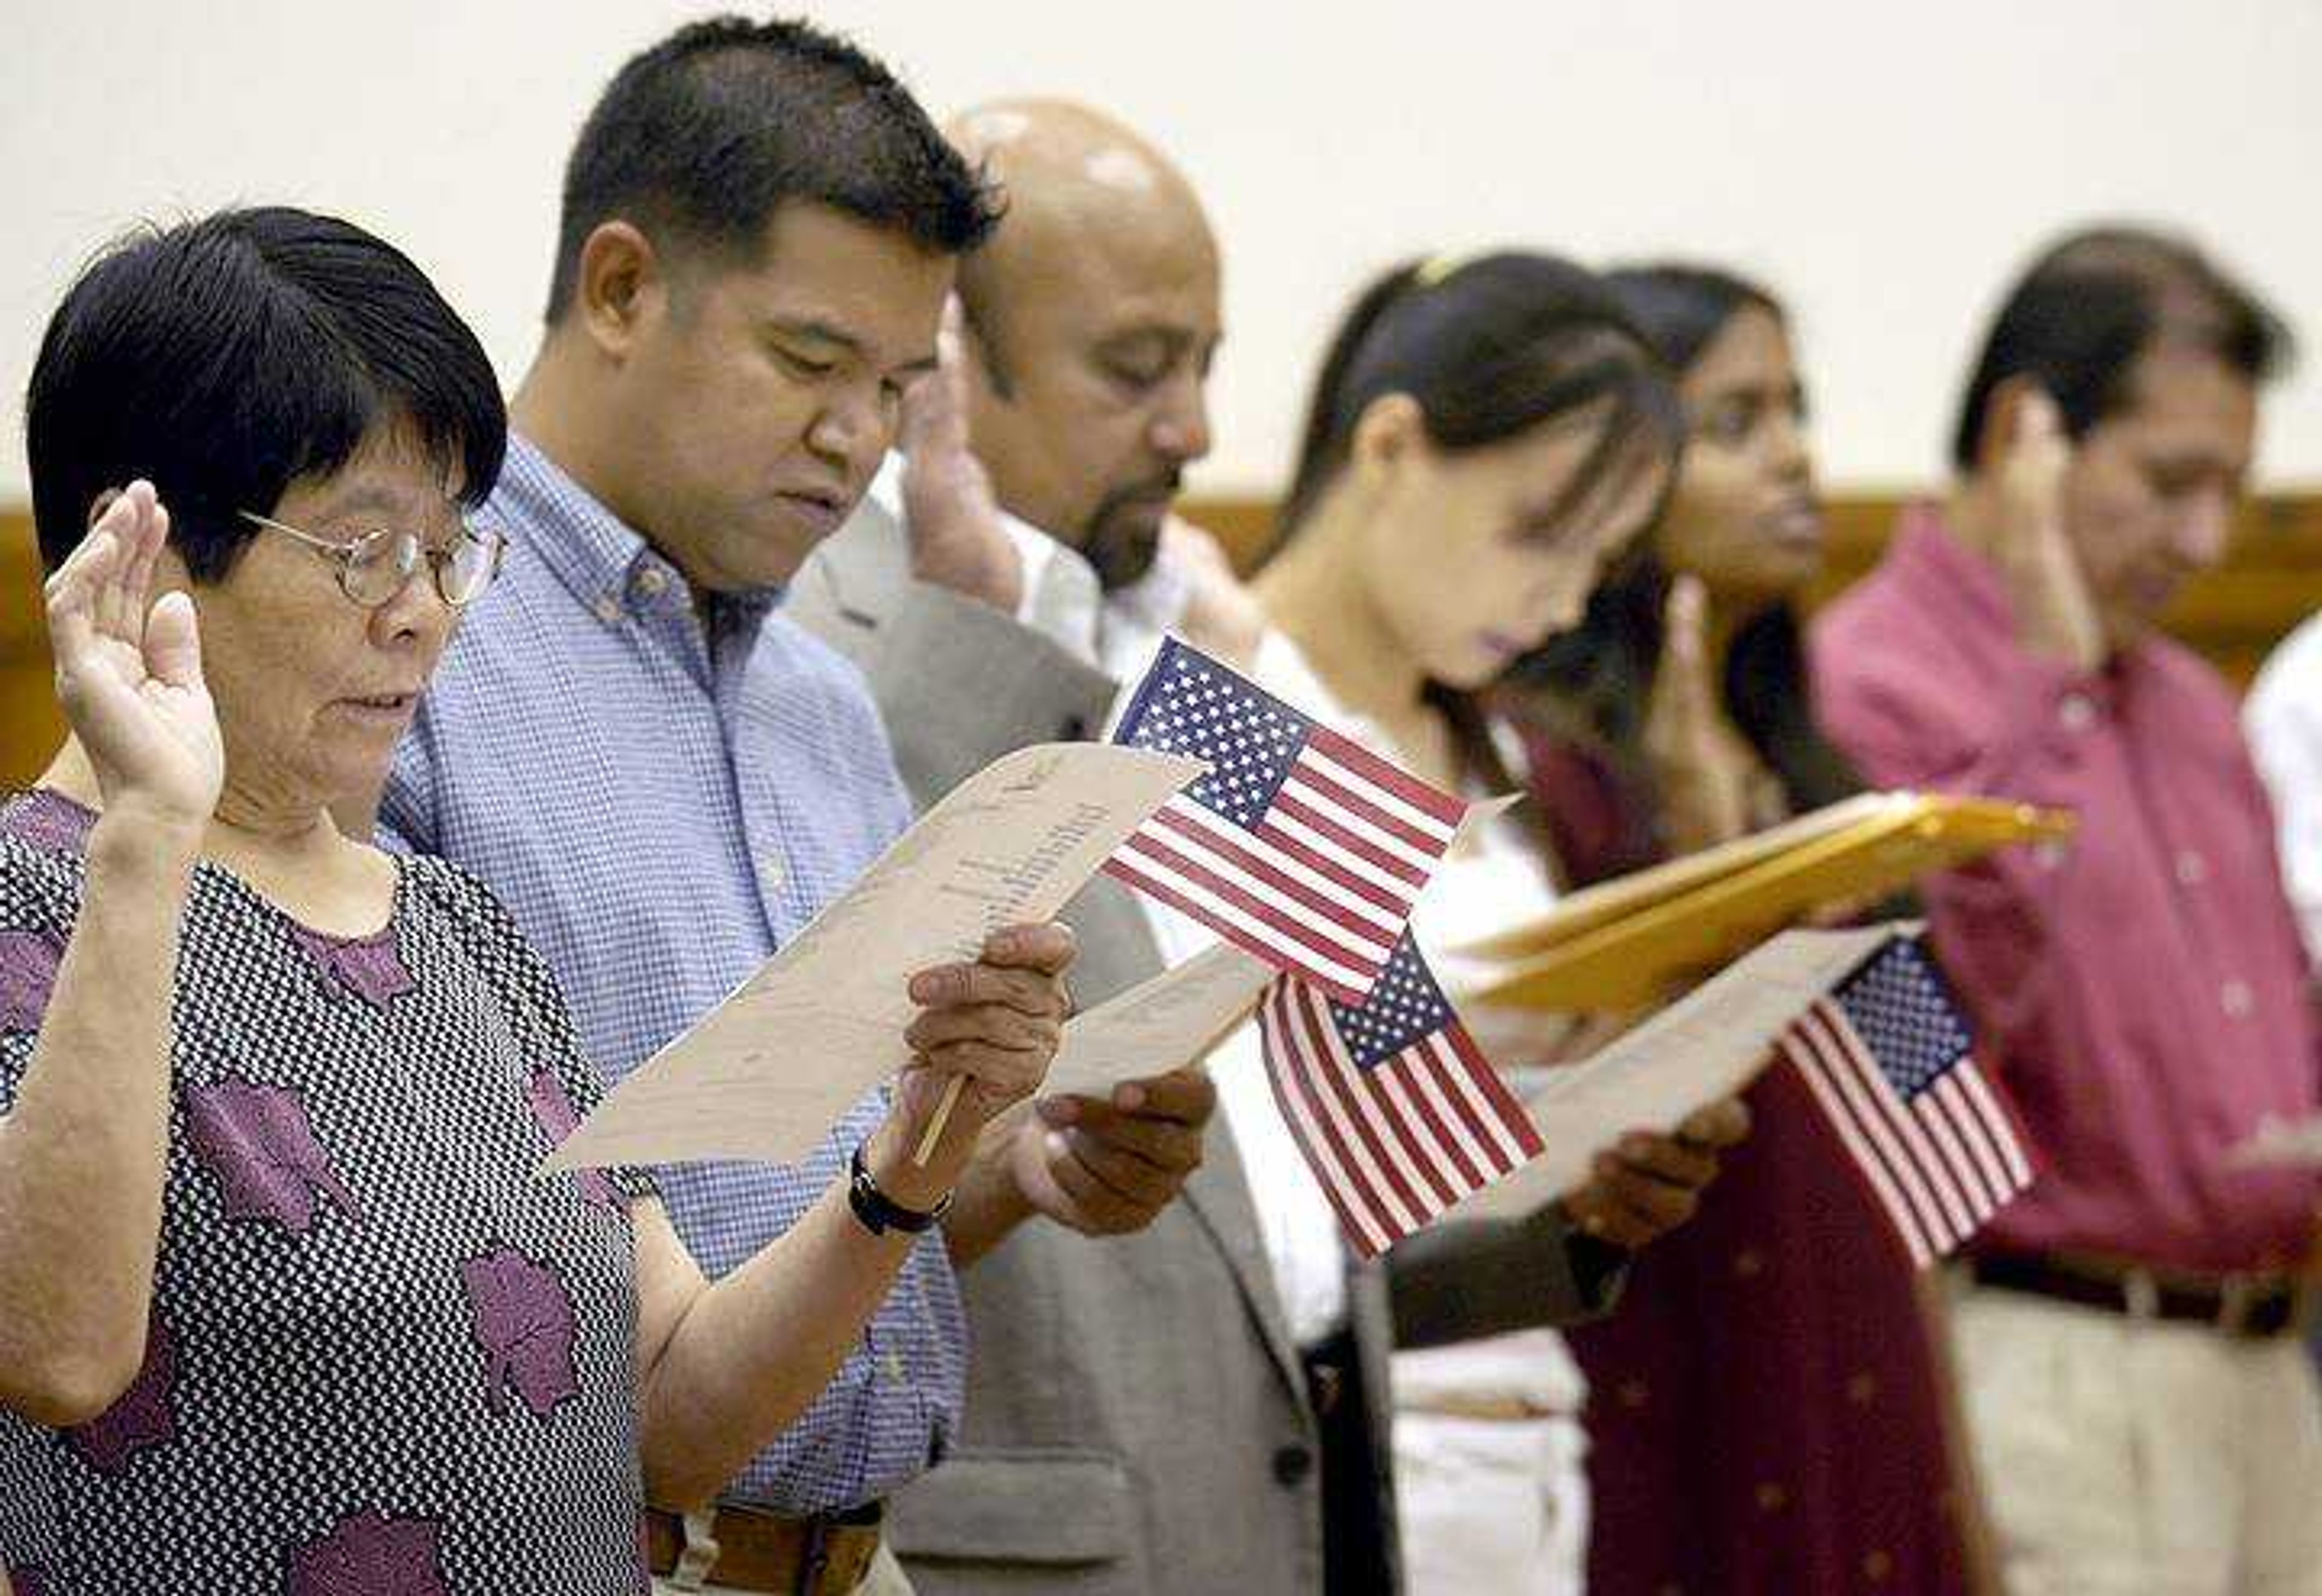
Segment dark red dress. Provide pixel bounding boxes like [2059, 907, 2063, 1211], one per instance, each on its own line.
[1520, 733, 1976, 1595]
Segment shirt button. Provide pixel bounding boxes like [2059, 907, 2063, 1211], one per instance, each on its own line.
[2222, 979, 2254, 1018]
[2058, 693, 2096, 732]
[2176, 851, 2208, 887]
[883, 1350, 907, 1382]
[592, 594, 625, 626]
[1271, 1444, 1315, 1487]
[634, 566, 669, 600]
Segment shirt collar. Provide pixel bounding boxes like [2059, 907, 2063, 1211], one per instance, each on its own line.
[490, 433, 786, 631]
[1890, 499, 2146, 692]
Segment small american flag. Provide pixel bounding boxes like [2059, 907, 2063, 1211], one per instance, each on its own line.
[1257, 933, 1545, 1257]
[1105, 638, 1466, 1003]
[1781, 936, 2035, 1268]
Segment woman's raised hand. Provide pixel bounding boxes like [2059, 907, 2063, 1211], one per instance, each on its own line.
[44, 482, 223, 829]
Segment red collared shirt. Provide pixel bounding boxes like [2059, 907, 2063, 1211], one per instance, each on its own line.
[1811, 507, 2321, 1273]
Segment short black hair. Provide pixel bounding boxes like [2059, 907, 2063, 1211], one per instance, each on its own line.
[1951, 224, 2295, 471]
[546, 15, 1003, 320]
[27, 206, 506, 580]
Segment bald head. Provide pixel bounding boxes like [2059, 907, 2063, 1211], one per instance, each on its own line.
[945, 99, 1222, 588]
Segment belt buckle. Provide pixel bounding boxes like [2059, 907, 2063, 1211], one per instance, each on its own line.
[2219, 1273, 2259, 1336]
[2122, 1267, 2159, 1321]
[1309, 1363, 1345, 1418]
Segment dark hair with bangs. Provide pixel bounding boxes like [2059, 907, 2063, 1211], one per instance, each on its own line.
[546, 15, 1003, 322]
[27, 206, 506, 580]
[1951, 224, 2295, 471]
[1269, 251, 1683, 803]
[1271, 252, 1683, 554]
[1514, 264, 1862, 868]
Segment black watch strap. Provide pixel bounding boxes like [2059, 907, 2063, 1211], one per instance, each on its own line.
[848, 1140, 954, 1236]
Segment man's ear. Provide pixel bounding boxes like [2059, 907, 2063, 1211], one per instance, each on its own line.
[570, 221, 668, 362]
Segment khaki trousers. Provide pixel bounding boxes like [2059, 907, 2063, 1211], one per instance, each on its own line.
[1952, 1281, 2322, 1595]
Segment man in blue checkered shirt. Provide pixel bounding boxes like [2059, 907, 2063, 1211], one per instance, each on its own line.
[379, 20, 1208, 1595]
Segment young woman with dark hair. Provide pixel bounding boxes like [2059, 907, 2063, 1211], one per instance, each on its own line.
[1246, 251, 1750, 1595]
[1506, 265, 1992, 1595]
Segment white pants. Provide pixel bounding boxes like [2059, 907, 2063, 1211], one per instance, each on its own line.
[1391, 1412, 1588, 1596]
[651, 1536, 912, 1595]
[1953, 1282, 2322, 1596]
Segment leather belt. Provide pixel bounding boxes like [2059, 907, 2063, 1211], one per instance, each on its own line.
[1971, 1252, 2305, 1338]
[645, 1503, 883, 1594]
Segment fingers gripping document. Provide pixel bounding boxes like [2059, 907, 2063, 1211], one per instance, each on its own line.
[544, 743, 1204, 1172]
[1042, 942, 1276, 1100]
[1449, 924, 1914, 1222]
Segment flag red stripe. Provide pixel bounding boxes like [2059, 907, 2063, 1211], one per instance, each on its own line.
[1288, 758, 1453, 859]
[1260, 984, 1396, 1255]
[1792, 1007, 1960, 1252]
[1272, 979, 1411, 1253]
[1119, 827, 1387, 975]
[1269, 791, 1431, 888]
[1434, 1016, 1543, 1164]
[1098, 859, 1369, 1004]
[1380, 1049, 1489, 1189]
[1409, 1025, 1524, 1170]
[1241, 814, 1411, 915]
[1832, 1023, 1974, 1248]
[1348, 1045, 1467, 1208]
[1925, 1075, 2010, 1202]
[1917, 1080, 2004, 1213]
[1855, 1057, 1977, 1245]
[1781, 1047, 1937, 1268]
[1954, 1066, 2037, 1187]
[1304, 721, 1468, 826]
[1287, 979, 1434, 1224]
[1145, 806, 1400, 949]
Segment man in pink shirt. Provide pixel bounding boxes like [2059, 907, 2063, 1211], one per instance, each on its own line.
[1813, 227, 2320, 1596]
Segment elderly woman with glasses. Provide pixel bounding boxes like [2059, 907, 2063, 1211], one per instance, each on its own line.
[0, 207, 1073, 1594]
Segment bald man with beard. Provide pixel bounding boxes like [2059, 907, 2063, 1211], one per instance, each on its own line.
[793, 100, 1639, 1596]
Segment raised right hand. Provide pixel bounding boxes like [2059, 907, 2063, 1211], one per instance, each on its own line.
[44, 482, 223, 829]
[899, 296, 1024, 614]
[1989, 386, 2105, 672]
[1641, 573, 1751, 853]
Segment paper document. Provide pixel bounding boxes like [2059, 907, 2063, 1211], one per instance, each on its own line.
[545, 742, 1205, 1171]
[1457, 794, 2070, 1011]
[1042, 942, 1275, 1099]
[1448, 924, 1913, 1222]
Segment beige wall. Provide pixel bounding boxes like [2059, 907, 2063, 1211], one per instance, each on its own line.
[2, 0, 2319, 499]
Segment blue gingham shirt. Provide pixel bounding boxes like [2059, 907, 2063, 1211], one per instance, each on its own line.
[382, 435, 964, 1514]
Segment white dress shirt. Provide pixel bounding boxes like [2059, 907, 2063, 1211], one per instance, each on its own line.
[2246, 611, 2322, 970]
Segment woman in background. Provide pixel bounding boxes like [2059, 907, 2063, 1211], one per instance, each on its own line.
[1246, 251, 1748, 1595]
[1509, 264, 1992, 1594]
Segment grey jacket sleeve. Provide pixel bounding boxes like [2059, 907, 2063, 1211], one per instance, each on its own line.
[787, 506, 1119, 812]
[1384, 1205, 1630, 1349]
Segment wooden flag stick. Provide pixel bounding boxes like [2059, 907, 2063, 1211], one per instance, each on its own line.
[912, 1075, 966, 1167]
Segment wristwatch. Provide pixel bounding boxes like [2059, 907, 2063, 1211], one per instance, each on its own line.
[847, 1140, 955, 1236]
